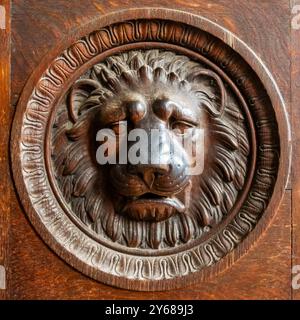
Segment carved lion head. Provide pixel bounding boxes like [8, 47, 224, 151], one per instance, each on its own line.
[52, 50, 249, 249]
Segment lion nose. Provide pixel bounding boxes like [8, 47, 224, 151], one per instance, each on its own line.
[128, 164, 170, 188]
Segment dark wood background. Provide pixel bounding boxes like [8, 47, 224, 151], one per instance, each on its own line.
[0, 0, 10, 301]
[291, 0, 300, 302]
[0, 0, 296, 299]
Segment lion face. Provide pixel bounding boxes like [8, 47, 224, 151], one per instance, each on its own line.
[52, 50, 249, 249]
[98, 84, 204, 222]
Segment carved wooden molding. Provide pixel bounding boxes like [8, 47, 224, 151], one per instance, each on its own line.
[11, 9, 290, 291]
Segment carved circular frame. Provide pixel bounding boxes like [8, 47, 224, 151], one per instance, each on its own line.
[11, 8, 291, 291]
[48, 42, 257, 256]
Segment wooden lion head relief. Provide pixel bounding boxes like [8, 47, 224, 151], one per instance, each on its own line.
[52, 50, 249, 250]
[13, 13, 287, 290]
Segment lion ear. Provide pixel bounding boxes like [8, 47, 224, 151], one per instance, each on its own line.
[189, 70, 226, 118]
[68, 79, 101, 123]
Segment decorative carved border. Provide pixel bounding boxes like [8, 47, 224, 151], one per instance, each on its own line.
[11, 8, 291, 291]
[46, 41, 257, 256]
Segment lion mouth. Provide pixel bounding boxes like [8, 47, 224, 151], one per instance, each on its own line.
[121, 193, 185, 222]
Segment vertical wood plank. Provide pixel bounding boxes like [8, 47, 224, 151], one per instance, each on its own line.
[0, 0, 10, 300]
[291, 0, 300, 300]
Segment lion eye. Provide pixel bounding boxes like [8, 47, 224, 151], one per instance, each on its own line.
[171, 120, 195, 134]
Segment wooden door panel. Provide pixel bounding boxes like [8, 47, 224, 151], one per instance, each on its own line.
[4, 0, 293, 299]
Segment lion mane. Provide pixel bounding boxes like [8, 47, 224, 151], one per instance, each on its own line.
[52, 50, 249, 249]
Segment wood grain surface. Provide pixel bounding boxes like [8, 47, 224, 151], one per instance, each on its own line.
[0, 0, 10, 300]
[291, 0, 300, 301]
[6, 0, 293, 299]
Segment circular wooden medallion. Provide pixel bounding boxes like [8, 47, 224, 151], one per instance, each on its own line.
[11, 9, 291, 291]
